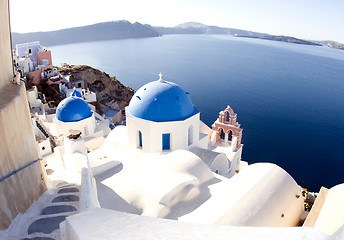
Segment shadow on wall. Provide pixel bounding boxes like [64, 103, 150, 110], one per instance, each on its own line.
[92, 161, 123, 181]
[93, 162, 142, 215]
[163, 177, 222, 220]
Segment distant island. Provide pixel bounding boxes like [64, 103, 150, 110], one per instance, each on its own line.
[312, 40, 344, 50]
[11, 21, 344, 50]
[236, 35, 322, 46]
[154, 22, 268, 37]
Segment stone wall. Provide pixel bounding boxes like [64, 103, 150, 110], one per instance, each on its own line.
[0, 84, 47, 230]
[0, 0, 47, 230]
[0, 0, 13, 89]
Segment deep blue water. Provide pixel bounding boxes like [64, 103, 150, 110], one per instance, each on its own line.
[50, 35, 344, 191]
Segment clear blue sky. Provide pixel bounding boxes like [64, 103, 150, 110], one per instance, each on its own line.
[9, 0, 344, 43]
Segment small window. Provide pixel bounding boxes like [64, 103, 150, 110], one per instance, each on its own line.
[188, 126, 193, 146]
[162, 133, 170, 150]
[138, 131, 142, 148]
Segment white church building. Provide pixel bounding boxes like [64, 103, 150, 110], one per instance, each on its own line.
[53, 89, 96, 137]
[103, 74, 244, 176]
[126, 74, 207, 152]
[6, 71, 344, 239]
[83, 74, 305, 227]
[14, 71, 343, 238]
[3, 2, 343, 237]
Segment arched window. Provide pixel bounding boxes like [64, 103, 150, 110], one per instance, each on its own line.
[162, 133, 171, 150]
[220, 128, 225, 140]
[226, 111, 230, 122]
[188, 126, 193, 146]
[228, 130, 233, 141]
[138, 131, 142, 148]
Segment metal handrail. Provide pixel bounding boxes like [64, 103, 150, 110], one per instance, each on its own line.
[0, 158, 42, 183]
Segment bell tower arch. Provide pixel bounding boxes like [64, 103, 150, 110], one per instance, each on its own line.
[211, 105, 243, 150]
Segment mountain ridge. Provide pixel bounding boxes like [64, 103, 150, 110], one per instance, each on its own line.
[11, 21, 159, 47]
[11, 21, 344, 50]
[154, 22, 268, 38]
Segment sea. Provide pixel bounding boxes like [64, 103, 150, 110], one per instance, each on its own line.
[50, 35, 344, 192]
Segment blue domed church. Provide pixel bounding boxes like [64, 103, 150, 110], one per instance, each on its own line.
[100, 75, 304, 228]
[53, 90, 96, 137]
[126, 74, 208, 152]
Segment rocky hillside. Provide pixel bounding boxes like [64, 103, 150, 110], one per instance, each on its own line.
[60, 65, 134, 113]
[12, 21, 160, 46]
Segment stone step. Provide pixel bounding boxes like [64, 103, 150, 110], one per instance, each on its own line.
[40, 205, 77, 215]
[28, 216, 67, 235]
[22, 237, 55, 240]
[52, 195, 79, 203]
[21, 181, 81, 240]
[57, 187, 79, 194]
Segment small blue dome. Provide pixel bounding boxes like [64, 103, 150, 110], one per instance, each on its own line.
[71, 89, 82, 98]
[127, 80, 198, 122]
[56, 96, 93, 122]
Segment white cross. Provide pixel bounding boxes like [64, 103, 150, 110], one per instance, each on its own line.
[158, 73, 163, 82]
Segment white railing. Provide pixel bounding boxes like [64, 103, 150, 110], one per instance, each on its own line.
[73, 152, 100, 212]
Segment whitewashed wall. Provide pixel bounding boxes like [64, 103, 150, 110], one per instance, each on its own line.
[126, 110, 202, 153]
[53, 114, 96, 137]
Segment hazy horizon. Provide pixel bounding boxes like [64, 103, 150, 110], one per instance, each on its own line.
[9, 0, 344, 43]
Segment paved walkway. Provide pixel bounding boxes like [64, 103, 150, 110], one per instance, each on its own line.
[0, 181, 80, 240]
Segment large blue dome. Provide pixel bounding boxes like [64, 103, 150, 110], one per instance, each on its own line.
[56, 96, 93, 122]
[127, 80, 198, 122]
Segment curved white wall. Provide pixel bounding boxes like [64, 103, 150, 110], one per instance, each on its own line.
[53, 114, 96, 137]
[314, 183, 344, 235]
[210, 154, 230, 175]
[180, 163, 304, 227]
[99, 150, 214, 218]
[63, 207, 330, 240]
[216, 163, 304, 227]
[189, 147, 230, 175]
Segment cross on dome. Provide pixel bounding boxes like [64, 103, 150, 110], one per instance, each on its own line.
[158, 73, 163, 82]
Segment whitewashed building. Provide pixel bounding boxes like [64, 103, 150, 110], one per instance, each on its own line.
[95, 74, 305, 227]
[126, 74, 208, 153]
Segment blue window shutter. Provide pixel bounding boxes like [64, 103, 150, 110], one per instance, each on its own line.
[138, 131, 142, 148]
[162, 133, 170, 150]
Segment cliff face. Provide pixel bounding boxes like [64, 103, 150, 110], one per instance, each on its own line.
[60, 65, 134, 112]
